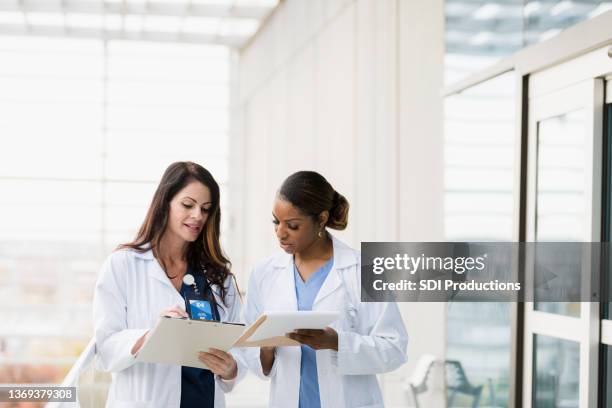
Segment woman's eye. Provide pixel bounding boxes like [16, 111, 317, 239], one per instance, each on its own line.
[272, 219, 279, 225]
[182, 203, 193, 209]
[288, 224, 298, 230]
[202, 207, 211, 213]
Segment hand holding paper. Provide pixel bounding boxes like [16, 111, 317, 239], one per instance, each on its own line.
[285, 327, 339, 350]
[136, 311, 340, 369]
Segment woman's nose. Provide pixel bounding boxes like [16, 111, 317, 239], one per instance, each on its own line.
[276, 224, 287, 239]
[190, 208, 203, 220]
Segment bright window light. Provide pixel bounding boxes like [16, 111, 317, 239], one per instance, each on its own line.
[218, 18, 259, 37]
[25, 12, 64, 26]
[469, 31, 492, 46]
[181, 16, 220, 34]
[144, 15, 182, 33]
[524, 1, 542, 17]
[65, 13, 103, 29]
[235, 0, 279, 6]
[0, 11, 25, 24]
[0, 36, 230, 382]
[104, 14, 123, 30]
[589, 2, 612, 18]
[123, 14, 144, 31]
[550, 0, 574, 17]
[473, 4, 501, 20]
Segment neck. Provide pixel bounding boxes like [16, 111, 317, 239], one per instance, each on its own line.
[157, 232, 187, 265]
[295, 233, 333, 264]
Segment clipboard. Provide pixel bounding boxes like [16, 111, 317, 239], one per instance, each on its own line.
[136, 311, 340, 369]
[136, 318, 245, 369]
[234, 311, 340, 347]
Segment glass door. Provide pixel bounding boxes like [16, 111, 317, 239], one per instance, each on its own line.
[523, 47, 609, 407]
[600, 78, 612, 407]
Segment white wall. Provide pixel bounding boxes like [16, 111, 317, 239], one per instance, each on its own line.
[229, 0, 446, 406]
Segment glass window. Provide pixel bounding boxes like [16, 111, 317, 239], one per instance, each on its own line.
[524, 0, 612, 46]
[0, 37, 230, 386]
[444, 72, 516, 241]
[445, 0, 612, 84]
[444, 71, 517, 407]
[534, 110, 586, 317]
[532, 334, 579, 408]
[445, 0, 523, 84]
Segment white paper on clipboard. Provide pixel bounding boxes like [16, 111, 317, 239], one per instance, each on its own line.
[246, 311, 340, 342]
[136, 317, 245, 369]
[135, 311, 341, 369]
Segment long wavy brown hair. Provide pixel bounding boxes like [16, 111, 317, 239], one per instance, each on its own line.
[119, 161, 233, 305]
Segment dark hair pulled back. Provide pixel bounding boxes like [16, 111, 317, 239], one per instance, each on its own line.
[278, 171, 349, 230]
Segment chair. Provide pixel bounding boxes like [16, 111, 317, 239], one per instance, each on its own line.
[407, 356, 498, 408]
[445, 360, 483, 408]
[405, 354, 439, 408]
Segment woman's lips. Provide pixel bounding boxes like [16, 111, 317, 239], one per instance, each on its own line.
[184, 224, 201, 234]
[279, 242, 293, 250]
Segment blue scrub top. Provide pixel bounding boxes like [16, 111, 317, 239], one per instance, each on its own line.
[293, 258, 334, 408]
[179, 266, 219, 408]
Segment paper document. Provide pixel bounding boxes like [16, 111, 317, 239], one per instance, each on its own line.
[238, 311, 340, 345]
[136, 318, 245, 369]
[136, 311, 340, 368]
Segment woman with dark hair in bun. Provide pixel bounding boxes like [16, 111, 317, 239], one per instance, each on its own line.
[243, 171, 408, 408]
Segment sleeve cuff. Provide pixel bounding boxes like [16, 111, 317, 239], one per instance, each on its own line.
[215, 375, 237, 392]
[330, 330, 352, 373]
[215, 349, 248, 393]
[249, 347, 278, 380]
[96, 328, 148, 373]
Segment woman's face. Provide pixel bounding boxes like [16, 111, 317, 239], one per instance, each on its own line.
[166, 180, 212, 244]
[272, 198, 319, 254]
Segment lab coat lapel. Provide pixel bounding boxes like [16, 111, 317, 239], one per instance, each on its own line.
[313, 235, 359, 307]
[135, 249, 183, 307]
[147, 258, 176, 290]
[271, 251, 298, 311]
[209, 283, 230, 321]
[313, 267, 342, 307]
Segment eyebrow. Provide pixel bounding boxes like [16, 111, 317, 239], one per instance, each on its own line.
[183, 196, 212, 206]
[272, 213, 302, 222]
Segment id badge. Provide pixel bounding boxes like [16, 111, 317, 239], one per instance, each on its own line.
[186, 297, 215, 321]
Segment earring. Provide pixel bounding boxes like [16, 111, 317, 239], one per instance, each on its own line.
[318, 230, 324, 238]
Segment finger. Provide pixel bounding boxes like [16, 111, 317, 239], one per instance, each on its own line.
[198, 354, 224, 370]
[287, 333, 315, 346]
[199, 351, 225, 366]
[161, 307, 187, 317]
[207, 359, 230, 376]
[207, 348, 232, 362]
[203, 360, 224, 375]
[294, 329, 324, 336]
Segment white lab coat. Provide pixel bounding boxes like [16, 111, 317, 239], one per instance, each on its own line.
[92, 247, 246, 408]
[243, 235, 408, 408]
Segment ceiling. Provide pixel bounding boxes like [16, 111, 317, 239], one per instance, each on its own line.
[0, 0, 280, 47]
[446, 0, 612, 56]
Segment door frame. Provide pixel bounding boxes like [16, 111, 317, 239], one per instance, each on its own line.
[444, 11, 612, 408]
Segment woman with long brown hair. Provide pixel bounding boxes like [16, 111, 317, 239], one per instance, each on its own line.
[93, 161, 244, 408]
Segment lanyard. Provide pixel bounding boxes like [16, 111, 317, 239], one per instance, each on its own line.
[181, 268, 220, 321]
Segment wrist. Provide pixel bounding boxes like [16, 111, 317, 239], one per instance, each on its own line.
[221, 362, 238, 381]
